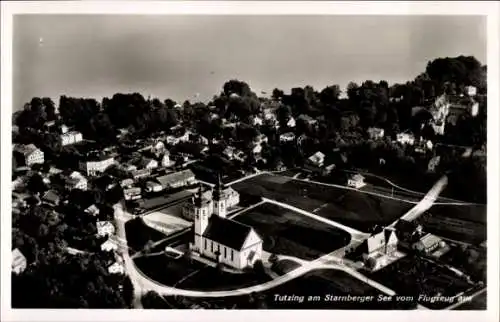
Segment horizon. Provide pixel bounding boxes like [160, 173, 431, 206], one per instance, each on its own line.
[14, 15, 486, 110]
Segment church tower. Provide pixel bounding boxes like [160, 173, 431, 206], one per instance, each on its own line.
[193, 184, 212, 250]
[213, 174, 228, 218]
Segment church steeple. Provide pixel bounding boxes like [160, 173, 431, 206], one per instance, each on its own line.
[213, 173, 224, 201]
[212, 173, 228, 218]
[193, 183, 205, 207]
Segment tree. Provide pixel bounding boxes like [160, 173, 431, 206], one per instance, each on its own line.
[319, 85, 341, 105]
[27, 173, 46, 195]
[272, 88, 284, 101]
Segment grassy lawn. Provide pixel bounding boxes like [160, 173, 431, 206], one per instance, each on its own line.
[368, 255, 475, 309]
[233, 173, 413, 232]
[234, 203, 351, 260]
[176, 266, 272, 291]
[125, 218, 168, 251]
[134, 255, 207, 286]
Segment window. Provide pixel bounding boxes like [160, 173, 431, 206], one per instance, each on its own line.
[231, 249, 234, 261]
[224, 247, 227, 258]
[212, 241, 214, 253]
[204, 239, 207, 250]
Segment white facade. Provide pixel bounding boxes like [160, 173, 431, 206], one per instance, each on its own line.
[143, 159, 158, 170]
[101, 239, 118, 252]
[279, 132, 296, 143]
[287, 117, 296, 128]
[79, 157, 115, 176]
[108, 262, 125, 275]
[15, 145, 44, 166]
[396, 133, 415, 145]
[347, 175, 366, 189]
[96, 221, 115, 237]
[250, 116, 263, 126]
[60, 131, 83, 146]
[161, 154, 173, 167]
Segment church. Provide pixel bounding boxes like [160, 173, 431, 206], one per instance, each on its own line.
[187, 179, 263, 270]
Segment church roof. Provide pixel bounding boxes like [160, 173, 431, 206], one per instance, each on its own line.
[202, 215, 254, 251]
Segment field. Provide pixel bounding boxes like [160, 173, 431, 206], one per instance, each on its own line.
[233, 203, 351, 260]
[368, 255, 475, 309]
[232, 173, 413, 232]
[125, 217, 168, 251]
[142, 207, 192, 235]
[168, 269, 415, 309]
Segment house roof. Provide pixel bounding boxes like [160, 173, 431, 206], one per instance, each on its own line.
[202, 215, 255, 251]
[42, 190, 60, 203]
[418, 233, 442, 249]
[157, 169, 195, 186]
[12, 248, 26, 264]
[308, 151, 325, 164]
[350, 174, 365, 181]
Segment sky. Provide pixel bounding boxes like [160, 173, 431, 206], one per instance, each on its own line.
[13, 15, 486, 110]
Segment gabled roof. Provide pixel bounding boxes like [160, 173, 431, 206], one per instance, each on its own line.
[12, 248, 26, 264]
[418, 233, 442, 249]
[202, 215, 258, 251]
[157, 169, 195, 186]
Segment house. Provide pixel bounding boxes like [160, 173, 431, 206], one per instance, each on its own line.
[65, 171, 88, 191]
[396, 133, 415, 145]
[286, 116, 296, 128]
[60, 124, 69, 134]
[428, 156, 441, 173]
[250, 115, 263, 127]
[60, 131, 83, 146]
[465, 85, 477, 97]
[84, 204, 100, 217]
[297, 114, 318, 126]
[223, 147, 236, 160]
[41, 190, 61, 206]
[347, 174, 366, 189]
[132, 168, 152, 180]
[120, 178, 134, 188]
[254, 134, 268, 145]
[412, 233, 444, 255]
[14, 144, 44, 166]
[123, 187, 142, 200]
[189, 186, 262, 270]
[145, 181, 163, 193]
[251, 143, 262, 155]
[161, 153, 173, 168]
[108, 262, 125, 275]
[307, 151, 325, 167]
[96, 221, 115, 237]
[367, 127, 385, 140]
[101, 239, 118, 252]
[79, 155, 115, 176]
[152, 141, 166, 156]
[279, 132, 296, 143]
[182, 178, 239, 221]
[359, 228, 398, 271]
[12, 248, 27, 275]
[415, 138, 434, 154]
[139, 158, 158, 170]
[156, 169, 197, 190]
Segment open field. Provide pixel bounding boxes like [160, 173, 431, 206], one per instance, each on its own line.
[142, 207, 192, 235]
[232, 173, 413, 232]
[368, 255, 475, 310]
[168, 269, 415, 309]
[234, 203, 351, 260]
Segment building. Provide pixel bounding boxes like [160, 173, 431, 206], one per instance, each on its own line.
[84, 204, 100, 217]
[120, 178, 134, 188]
[223, 147, 236, 160]
[306, 151, 325, 167]
[12, 248, 27, 275]
[465, 85, 477, 97]
[189, 185, 263, 270]
[65, 171, 88, 191]
[367, 127, 385, 140]
[396, 133, 415, 145]
[161, 153, 173, 168]
[359, 228, 398, 271]
[279, 132, 296, 143]
[41, 190, 61, 206]
[79, 155, 115, 176]
[96, 221, 115, 237]
[132, 168, 152, 180]
[156, 169, 197, 190]
[250, 115, 263, 127]
[60, 131, 83, 146]
[297, 114, 318, 126]
[108, 262, 125, 275]
[145, 181, 163, 193]
[347, 174, 366, 189]
[101, 239, 118, 252]
[14, 144, 44, 166]
[139, 158, 158, 170]
[124, 187, 142, 200]
[251, 143, 262, 155]
[412, 233, 444, 255]
[286, 116, 296, 128]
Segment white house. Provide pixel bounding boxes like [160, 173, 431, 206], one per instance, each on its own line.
[367, 127, 385, 140]
[279, 132, 296, 143]
[100, 239, 119, 252]
[12, 248, 27, 275]
[14, 144, 44, 166]
[251, 144, 262, 155]
[465, 85, 477, 97]
[250, 115, 263, 127]
[140, 158, 158, 170]
[84, 204, 100, 217]
[79, 155, 115, 176]
[254, 134, 268, 145]
[65, 171, 88, 191]
[307, 151, 325, 167]
[123, 187, 142, 200]
[286, 117, 296, 128]
[396, 133, 415, 145]
[108, 262, 125, 275]
[156, 169, 197, 190]
[146, 181, 163, 193]
[347, 174, 366, 189]
[189, 184, 262, 270]
[96, 221, 115, 237]
[60, 131, 83, 146]
[360, 228, 398, 271]
[60, 124, 70, 134]
[120, 178, 134, 188]
[161, 153, 173, 168]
